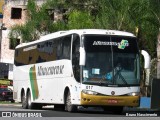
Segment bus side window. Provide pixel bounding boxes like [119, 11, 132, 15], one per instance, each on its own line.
[62, 35, 71, 59]
[15, 48, 29, 66]
[56, 39, 63, 60]
[72, 34, 80, 82]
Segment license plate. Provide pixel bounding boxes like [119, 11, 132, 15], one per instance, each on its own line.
[107, 99, 118, 104]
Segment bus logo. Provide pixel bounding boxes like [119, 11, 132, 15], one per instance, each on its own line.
[118, 40, 129, 49]
[93, 40, 129, 49]
[111, 91, 115, 95]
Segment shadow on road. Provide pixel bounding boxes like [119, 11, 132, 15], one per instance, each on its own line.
[42, 106, 126, 116]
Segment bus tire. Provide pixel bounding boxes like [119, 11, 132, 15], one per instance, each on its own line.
[27, 91, 42, 109]
[22, 92, 28, 109]
[27, 91, 37, 109]
[65, 91, 77, 112]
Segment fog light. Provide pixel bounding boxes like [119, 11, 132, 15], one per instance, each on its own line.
[83, 98, 86, 101]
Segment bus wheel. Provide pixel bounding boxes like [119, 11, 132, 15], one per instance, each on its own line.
[65, 91, 77, 112]
[22, 93, 28, 109]
[27, 91, 42, 109]
[27, 91, 33, 109]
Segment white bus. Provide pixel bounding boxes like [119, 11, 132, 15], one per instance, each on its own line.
[13, 29, 146, 113]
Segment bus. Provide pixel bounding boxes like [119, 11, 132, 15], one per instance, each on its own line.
[13, 29, 149, 113]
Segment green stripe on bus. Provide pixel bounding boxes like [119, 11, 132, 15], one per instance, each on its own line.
[29, 65, 39, 100]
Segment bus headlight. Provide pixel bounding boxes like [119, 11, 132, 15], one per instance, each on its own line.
[82, 90, 98, 95]
[128, 92, 139, 96]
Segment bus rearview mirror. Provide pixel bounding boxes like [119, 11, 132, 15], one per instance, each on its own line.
[79, 47, 86, 66]
[141, 50, 151, 86]
[141, 50, 151, 69]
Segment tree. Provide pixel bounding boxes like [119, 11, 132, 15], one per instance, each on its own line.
[149, 0, 160, 30]
[94, 0, 159, 58]
[67, 10, 94, 29]
[9, 0, 160, 59]
[9, 0, 64, 42]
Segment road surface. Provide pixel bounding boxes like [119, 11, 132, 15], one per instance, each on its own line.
[0, 104, 159, 120]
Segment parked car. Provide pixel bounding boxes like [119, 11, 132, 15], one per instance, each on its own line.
[0, 87, 14, 103]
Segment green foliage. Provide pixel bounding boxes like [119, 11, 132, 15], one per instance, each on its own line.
[67, 10, 94, 29]
[94, 0, 159, 58]
[149, 0, 160, 27]
[9, 0, 60, 42]
[9, 0, 160, 58]
[53, 21, 67, 31]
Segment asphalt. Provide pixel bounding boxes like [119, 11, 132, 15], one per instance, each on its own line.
[0, 103, 159, 112]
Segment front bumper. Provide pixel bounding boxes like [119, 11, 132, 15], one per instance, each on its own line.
[81, 92, 139, 107]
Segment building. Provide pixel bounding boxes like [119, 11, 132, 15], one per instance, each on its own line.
[0, 0, 65, 80]
[0, 0, 46, 80]
[0, 0, 7, 79]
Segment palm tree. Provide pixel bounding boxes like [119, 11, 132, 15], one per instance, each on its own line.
[149, 0, 160, 30]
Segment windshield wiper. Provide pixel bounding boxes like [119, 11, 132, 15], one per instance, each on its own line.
[113, 68, 128, 85]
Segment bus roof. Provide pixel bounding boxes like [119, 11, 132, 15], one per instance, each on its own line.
[15, 29, 135, 49]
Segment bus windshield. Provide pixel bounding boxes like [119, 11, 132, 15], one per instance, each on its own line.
[82, 35, 140, 87]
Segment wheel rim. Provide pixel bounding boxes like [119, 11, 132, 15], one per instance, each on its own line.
[27, 92, 31, 108]
[22, 94, 26, 108]
[66, 93, 71, 111]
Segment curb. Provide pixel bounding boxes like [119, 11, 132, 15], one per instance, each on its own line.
[0, 104, 21, 107]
